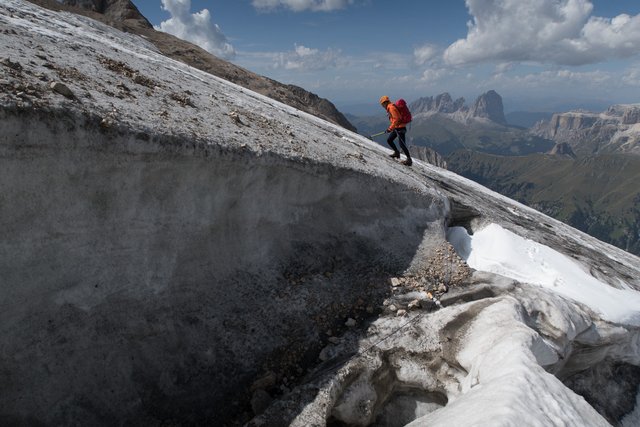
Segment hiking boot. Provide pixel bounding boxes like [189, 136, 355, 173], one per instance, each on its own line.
[402, 159, 413, 166]
[389, 152, 400, 159]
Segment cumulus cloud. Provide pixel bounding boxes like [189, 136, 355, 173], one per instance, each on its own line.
[274, 44, 345, 71]
[623, 65, 640, 86]
[156, 0, 235, 59]
[444, 0, 640, 66]
[421, 68, 447, 82]
[413, 44, 439, 66]
[252, 0, 353, 12]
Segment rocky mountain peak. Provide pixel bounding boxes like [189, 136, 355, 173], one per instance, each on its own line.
[410, 92, 466, 114]
[410, 90, 507, 126]
[47, 0, 152, 26]
[469, 90, 507, 125]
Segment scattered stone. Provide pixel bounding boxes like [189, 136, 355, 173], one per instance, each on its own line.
[229, 110, 244, 125]
[1, 57, 22, 71]
[407, 299, 421, 310]
[250, 371, 276, 392]
[50, 81, 74, 99]
[55, 66, 88, 82]
[396, 309, 407, 317]
[390, 277, 402, 287]
[250, 389, 272, 415]
[438, 283, 449, 293]
[388, 304, 398, 312]
[170, 91, 195, 107]
[132, 73, 156, 88]
[318, 345, 333, 362]
[345, 318, 356, 327]
[100, 118, 114, 128]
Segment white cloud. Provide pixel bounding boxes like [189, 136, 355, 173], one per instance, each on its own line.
[494, 62, 514, 74]
[492, 69, 613, 89]
[444, 0, 640, 66]
[421, 68, 447, 82]
[413, 44, 439, 66]
[252, 0, 353, 12]
[623, 65, 640, 86]
[156, 0, 235, 59]
[274, 44, 345, 71]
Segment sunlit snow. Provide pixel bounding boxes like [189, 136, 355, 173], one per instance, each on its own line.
[449, 223, 640, 326]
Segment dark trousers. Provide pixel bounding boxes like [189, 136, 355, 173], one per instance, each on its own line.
[387, 128, 411, 159]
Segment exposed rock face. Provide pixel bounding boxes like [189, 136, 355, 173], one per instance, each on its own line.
[26, 0, 357, 132]
[539, 111, 599, 138]
[548, 142, 576, 157]
[468, 90, 507, 125]
[622, 106, 640, 125]
[410, 90, 507, 126]
[59, 0, 151, 24]
[409, 145, 448, 169]
[411, 92, 466, 115]
[531, 105, 640, 156]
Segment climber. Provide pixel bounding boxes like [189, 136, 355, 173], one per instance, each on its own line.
[379, 95, 412, 166]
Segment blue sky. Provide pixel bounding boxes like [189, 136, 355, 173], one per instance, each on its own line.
[132, 0, 640, 113]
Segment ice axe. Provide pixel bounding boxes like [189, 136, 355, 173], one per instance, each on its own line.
[369, 130, 386, 139]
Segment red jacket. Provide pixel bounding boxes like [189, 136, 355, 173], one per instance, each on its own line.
[386, 103, 406, 130]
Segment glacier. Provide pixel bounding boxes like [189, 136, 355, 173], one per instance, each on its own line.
[1, 0, 640, 426]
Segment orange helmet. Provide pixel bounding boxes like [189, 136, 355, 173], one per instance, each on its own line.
[379, 95, 390, 105]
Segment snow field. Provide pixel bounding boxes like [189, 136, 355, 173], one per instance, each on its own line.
[449, 223, 640, 326]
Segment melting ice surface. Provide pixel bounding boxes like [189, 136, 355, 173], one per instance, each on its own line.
[448, 223, 640, 326]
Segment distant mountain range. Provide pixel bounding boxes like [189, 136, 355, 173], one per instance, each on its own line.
[411, 90, 507, 125]
[351, 90, 555, 156]
[531, 105, 640, 156]
[350, 90, 640, 256]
